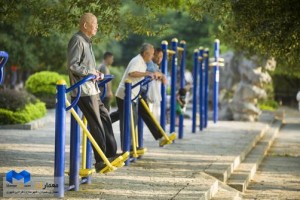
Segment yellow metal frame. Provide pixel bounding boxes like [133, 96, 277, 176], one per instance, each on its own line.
[167, 49, 176, 55]
[129, 105, 147, 157]
[65, 99, 129, 174]
[138, 96, 176, 146]
[79, 117, 95, 177]
[130, 105, 138, 158]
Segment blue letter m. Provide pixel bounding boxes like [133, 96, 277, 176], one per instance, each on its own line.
[6, 170, 30, 184]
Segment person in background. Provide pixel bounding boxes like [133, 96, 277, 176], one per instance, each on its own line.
[97, 52, 114, 111]
[110, 43, 166, 147]
[146, 47, 167, 121]
[67, 13, 119, 172]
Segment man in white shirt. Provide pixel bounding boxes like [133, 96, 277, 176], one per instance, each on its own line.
[111, 43, 164, 147]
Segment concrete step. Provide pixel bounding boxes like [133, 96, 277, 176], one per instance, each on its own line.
[227, 120, 282, 192]
[212, 181, 241, 200]
[65, 170, 220, 200]
[204, 124, 269, 182]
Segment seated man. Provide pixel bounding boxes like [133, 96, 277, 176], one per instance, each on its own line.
[110, 43, 166, 147]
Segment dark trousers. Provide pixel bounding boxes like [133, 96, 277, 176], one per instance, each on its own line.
[102, 96, 111, 112]
[110, 97, 163, 147]
[76, 95, 117, 163]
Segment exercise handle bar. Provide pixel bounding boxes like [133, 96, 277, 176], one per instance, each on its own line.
[131, 76, 153, 101]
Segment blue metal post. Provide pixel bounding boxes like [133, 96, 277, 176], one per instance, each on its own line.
[0, 51, 9, 85]
[123, 80, 132, 166]
[213, 39, 220, 123]
[69, 105, 81, 191]
[160, 41, 168, 131]
[54, 80, 66, 198]
[204, 48, 209, 128]
[170, 38, 178, 133]
[178, 40, 186, 139]
[85, 138, 92, 184]
[192, 49, 199, 133]
[198, 47, 204, 131]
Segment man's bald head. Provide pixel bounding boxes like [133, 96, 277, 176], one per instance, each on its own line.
[79, 13, 98, 38]
[80, 13, 96, 28]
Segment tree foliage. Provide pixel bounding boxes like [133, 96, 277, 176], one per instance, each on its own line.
[1, 0, 299, 71]
[187, 0, 300, 66]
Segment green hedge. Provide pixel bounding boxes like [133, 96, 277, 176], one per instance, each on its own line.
[0, 101, 46, 125]
[25, 71, 69, 108]
[0, 89, 47, 125]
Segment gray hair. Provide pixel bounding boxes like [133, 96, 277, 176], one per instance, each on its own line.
[140, 43, 154, 55]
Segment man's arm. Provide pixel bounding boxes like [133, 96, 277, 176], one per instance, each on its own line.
[128, 71, 153, 78]
[68, 37, 97, 77]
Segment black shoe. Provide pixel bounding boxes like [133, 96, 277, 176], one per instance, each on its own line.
[94, 153, 123, 173]
[95, 161, 106, 173]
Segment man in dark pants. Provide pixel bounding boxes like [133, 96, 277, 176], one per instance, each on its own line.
[110, 43, 165, 147]
[97, 52, 114, 111]
[67, 13, 118, 172]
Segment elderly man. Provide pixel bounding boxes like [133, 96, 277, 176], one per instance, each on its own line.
[110, 43, 165, 147]
[67, 13, 118, 172]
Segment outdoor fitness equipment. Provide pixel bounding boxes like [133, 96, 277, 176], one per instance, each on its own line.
[160, 39, 186, 138]
[0, 51, 9, 85]
[192, 39, 224, 132]
[54, 74, 129, 198]
[123, 77, 176, 166]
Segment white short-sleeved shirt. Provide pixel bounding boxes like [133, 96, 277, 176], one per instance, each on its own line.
[116, 54, 147, 100]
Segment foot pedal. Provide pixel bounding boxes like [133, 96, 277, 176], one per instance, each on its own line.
[159, 132, 177, 147]
[130, 148, 147, 157]
[99, 152, 129, 174]
[79, 168, 95, 177]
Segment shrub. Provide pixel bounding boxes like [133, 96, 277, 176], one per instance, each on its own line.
[0, 89, 38, 111]
[0, 102, 46, 125]
[0, 89, 47, 125]
[25, 71, 69, 108]
[258, 100, 279, 111]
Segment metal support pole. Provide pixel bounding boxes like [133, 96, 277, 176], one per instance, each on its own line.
[213, 39, 220, 123]
[198, 47, 204, 131]
[85, 138, 92, 184]
[178, 40, 186, 139]
[54, 80, 66, 198]
[204, 48, 209, 128]
[69, 105, 81, 191]
[138, 98, 144, 149]
[160, 41, 168, 131]
[123, 80, 132, 166]
[0, 51, 9, 85]
[192, 49, 199, 133]
[170, 38, 178, 133]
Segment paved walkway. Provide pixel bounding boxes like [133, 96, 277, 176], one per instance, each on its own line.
[0, 107, 290, 199]
[243, 107, 300, 199]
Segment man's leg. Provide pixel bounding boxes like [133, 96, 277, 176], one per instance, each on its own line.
[77, 95, 106, 163]
[138, 98, 163, 140]
[114, 97, 124, 148]
[110, 97, 120, 123]
[98, 98, 117, 158]
[102, 97, 111, 112]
